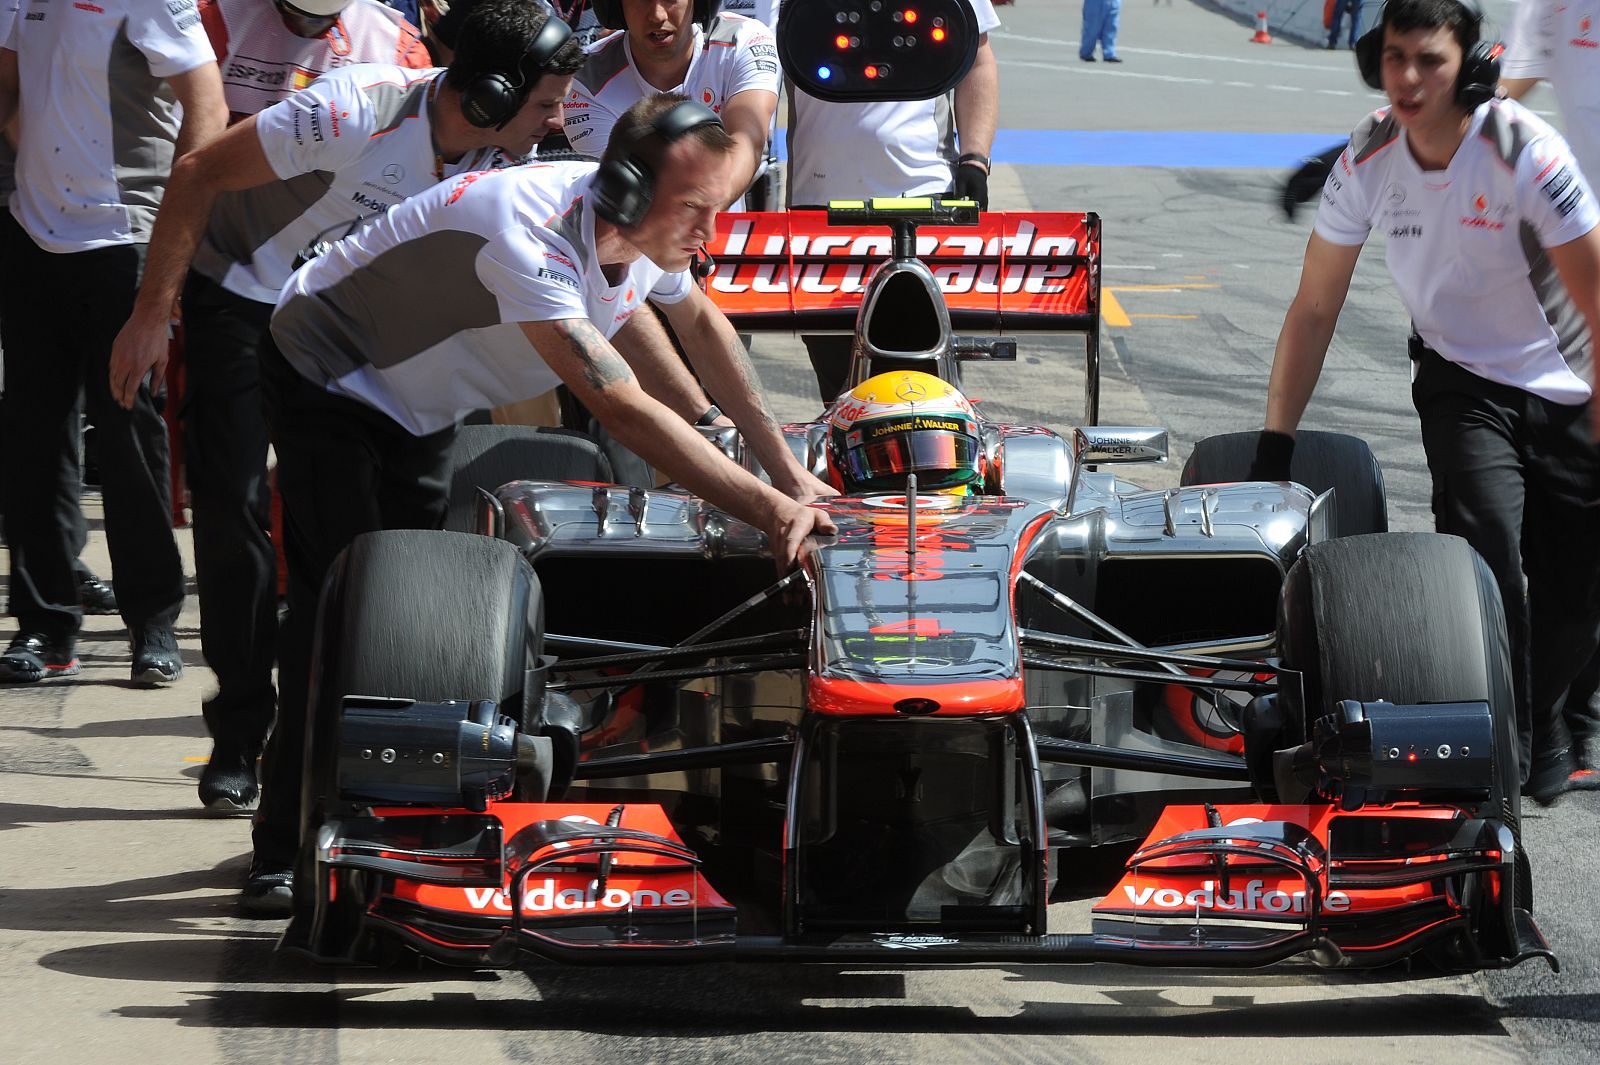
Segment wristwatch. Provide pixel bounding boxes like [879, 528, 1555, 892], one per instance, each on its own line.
[957, 152, 991, 171]
[695, 404, 723, 427]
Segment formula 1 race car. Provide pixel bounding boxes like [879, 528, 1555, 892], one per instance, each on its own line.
[281, 199, 1553, 977]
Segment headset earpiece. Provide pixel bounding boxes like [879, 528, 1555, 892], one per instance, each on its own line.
[592, 100, 723, 227]
[1351, 1, 1500, 108]
[459, 13, 574, 131]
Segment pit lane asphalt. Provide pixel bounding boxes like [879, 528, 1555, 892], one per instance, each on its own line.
[2, 3, 1596, 1062]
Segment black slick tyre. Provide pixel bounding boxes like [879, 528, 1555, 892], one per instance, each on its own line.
[1182, 429, 1387, 537]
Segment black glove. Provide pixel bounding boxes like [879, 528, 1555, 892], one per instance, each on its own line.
[1247, 429, 1296, 482]
[953, 161, 990, 210]
[1280, 145, 1343, 221]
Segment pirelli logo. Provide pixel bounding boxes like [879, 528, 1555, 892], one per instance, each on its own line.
[1541, 164, 1585, 218]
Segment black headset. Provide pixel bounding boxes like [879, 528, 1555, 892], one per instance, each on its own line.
[1355, 0, 1502, 109]
[591, 0, 722, 32]
[592, 99, 723, 227]
[460, 12, 574, 130]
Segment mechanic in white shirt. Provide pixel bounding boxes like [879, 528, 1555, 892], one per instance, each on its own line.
[248, 93, 836, 916]
[1258, 0, 1600, 807]
[782, 0, 1001, 403]
[0, 0, 227, 688]
[563, 0, 777, 202]
[106, 0, 579, 825]
[202, 0, 431, 122]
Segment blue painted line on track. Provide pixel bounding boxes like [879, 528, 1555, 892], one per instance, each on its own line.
[773, 131, 1343, 169]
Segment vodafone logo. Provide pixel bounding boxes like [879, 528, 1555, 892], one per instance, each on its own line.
[461, 880, 694, 913]
[1122, 879, 1352, 914]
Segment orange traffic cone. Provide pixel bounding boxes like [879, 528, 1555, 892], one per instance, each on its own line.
[1250, 10, 1273, 44]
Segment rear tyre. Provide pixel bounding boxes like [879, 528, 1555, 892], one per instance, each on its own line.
[294, 530, 545, 958]
[446, 424, 613, 532]
[1277, 532, 1526, 913]
[1182, 430, 1387, 537]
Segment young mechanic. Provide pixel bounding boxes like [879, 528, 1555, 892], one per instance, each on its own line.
[1256, 0, 1600, 806]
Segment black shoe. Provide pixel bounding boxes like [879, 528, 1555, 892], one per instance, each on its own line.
[0, 632, 80, 683]
[199, 741, 260, 812]
[1080, 55, 1096, 62]
[240, 859, 294, 918]
[1524, 746, 1577, 807]
[78, 571, 118, 615]
[1104, 56, 1123, 63]
[130, 623, 182, 686]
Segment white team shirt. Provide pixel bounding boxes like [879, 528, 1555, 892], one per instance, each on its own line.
[563, 13, 778, 158]
[195, 63, 505, 303]
[1502, 0, 1600, 184]
[785, 0, 999, 205]
[1315, 98, 1600, 403]
[271, 162, 693, 435]
[4, 0, 216, 251]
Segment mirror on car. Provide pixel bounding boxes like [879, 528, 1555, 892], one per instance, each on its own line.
[1072, 426, 1169, 465]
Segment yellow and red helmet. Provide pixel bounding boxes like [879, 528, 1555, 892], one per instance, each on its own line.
[825, 370, 985, 495]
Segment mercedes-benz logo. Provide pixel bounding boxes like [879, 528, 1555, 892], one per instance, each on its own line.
[896, 379, 927, 401]
[382, 163, 405, 184]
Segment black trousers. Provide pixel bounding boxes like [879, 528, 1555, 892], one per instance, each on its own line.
[255, 337, 454, 866]
[0, 212, 182, 643]
[1411, 346, 1600, 780]
[180, 272, 278, 748]
[803, 334, 854, 405]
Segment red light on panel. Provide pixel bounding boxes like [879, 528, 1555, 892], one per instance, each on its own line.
[931, 26, 946, 41]
[904, 8, 918, 23]
[864, 65, 880, 79]
[836, 34, 850, 48]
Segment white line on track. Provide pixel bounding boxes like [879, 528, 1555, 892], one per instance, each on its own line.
[992, 31, 1357, 73]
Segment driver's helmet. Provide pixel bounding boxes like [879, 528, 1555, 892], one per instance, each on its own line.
[826, 370, 985, 495]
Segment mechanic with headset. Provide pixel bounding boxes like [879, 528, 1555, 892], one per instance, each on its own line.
[202, 0, 432, 124]
[144, 0, 434, 815]
[1256, 0, 1600, 807]
[561, 1, 778, 207]
[783, 0, 1001, 404]
[105, 0, 582, 824]
[245, 92, 836, 915]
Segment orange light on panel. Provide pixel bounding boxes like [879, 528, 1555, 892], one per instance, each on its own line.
[864, 65, 880, 79]
[931, 26, 946, 41]
[836, 34, 850, 48]
[903, 8, 918, 23]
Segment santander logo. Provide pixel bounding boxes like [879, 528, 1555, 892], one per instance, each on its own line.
[1574, 13, 1598, 45]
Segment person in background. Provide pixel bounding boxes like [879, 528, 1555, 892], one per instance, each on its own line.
[1328, 0, 1365, 50]
[1080, 0, 1122, 63]
[0, 1, 227, 686]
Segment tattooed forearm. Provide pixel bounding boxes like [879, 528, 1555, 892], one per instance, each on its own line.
[723, 332, 780, 435]
[560, 318, 635, 393]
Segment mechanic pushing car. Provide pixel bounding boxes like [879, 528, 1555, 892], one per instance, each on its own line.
[244, 92, 837, 915]
[105, 0, 581, 817]
[1255, 0, 1600, 806]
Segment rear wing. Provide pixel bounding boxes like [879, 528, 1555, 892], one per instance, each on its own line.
[700, 208, 1105, 423]
[701, 210, 1102, 334]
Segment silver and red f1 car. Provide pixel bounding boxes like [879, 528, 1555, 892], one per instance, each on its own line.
[282, 200, 1553, 976]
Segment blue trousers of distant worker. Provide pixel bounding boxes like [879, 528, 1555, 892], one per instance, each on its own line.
[1328, 0, 1363, 48]
[1080, 0, 1120, 61]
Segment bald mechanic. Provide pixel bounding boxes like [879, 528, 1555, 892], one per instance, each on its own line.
[242, 92, 835, 914]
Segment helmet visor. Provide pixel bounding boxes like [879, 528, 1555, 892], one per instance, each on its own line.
[840, 424, 981, 492]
